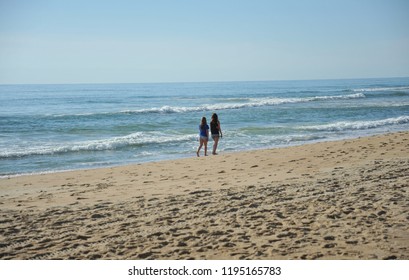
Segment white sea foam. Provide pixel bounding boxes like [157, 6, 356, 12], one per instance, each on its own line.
[353, 86, 409, 92]
[39, 93, 366, 118]
[300, 116, 409, 131]
[0, 132, 197, 159]
[120, 93, 366, 115]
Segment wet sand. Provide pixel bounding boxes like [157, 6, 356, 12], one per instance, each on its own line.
[1, 131, 408, 259]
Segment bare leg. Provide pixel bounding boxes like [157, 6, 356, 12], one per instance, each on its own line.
[197, 139, 203, 157]
[212, 136, 219, 155]
[204, 139, 208, 156]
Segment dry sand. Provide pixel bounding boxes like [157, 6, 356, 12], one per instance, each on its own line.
[1, 131, 408, 260]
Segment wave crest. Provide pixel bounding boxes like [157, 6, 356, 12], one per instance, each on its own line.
[0, 132, 197, 159]
[121, 93, 366, 115]
[353, 86, 409, 92]
[43, 93, 366, 118]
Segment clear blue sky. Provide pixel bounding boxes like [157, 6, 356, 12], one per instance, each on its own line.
[1, 0, 408, 84]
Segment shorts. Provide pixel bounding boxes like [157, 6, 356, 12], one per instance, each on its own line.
[212, 134, 220, 140]
[200, 136, 208, 141]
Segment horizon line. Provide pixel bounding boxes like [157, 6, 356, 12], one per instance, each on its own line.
[1, 76, 408, 86]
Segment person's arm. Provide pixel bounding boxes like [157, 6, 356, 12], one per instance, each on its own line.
[219, 122, 222, 137]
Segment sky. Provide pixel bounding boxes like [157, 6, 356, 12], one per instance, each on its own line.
[0, 0, 408, 84]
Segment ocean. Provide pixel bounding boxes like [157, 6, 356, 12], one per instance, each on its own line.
[1, 77, 409, 177]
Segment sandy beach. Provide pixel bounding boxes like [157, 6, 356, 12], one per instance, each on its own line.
[1, 131, 408, 260]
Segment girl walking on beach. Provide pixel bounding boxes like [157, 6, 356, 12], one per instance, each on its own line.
[210, 113, 222, 155]
[197, 117, 209, 157]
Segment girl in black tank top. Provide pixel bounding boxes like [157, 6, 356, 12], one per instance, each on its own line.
[210, 113, 222, 155]
[210, 121, 219, 136]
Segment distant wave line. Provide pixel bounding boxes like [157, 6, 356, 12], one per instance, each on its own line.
[2, 91, 372, 120]
[125, 93, 366, 113]
[353, 86, 409, 92]
[44, 93, 366, 118]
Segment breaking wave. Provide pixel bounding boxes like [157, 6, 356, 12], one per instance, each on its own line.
[119, 93, 366, 115]
[353, 86, 409, 92]
[0, 132, 197, 159]
[300, 116, 409, 132]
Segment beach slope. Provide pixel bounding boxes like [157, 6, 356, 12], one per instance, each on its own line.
[1, 132, 408, 259]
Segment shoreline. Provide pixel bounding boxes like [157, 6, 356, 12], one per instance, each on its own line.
[1, 131, 408, 259]
[2, 130, 406, 179]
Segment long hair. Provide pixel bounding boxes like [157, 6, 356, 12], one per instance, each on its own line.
[200, 117, 207, 129]
[211, 113, 218, 125]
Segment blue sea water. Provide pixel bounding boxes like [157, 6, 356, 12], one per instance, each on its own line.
[1, 77, 409, 176]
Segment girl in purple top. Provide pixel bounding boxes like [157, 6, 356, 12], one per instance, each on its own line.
[197, 117, 209, 157]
